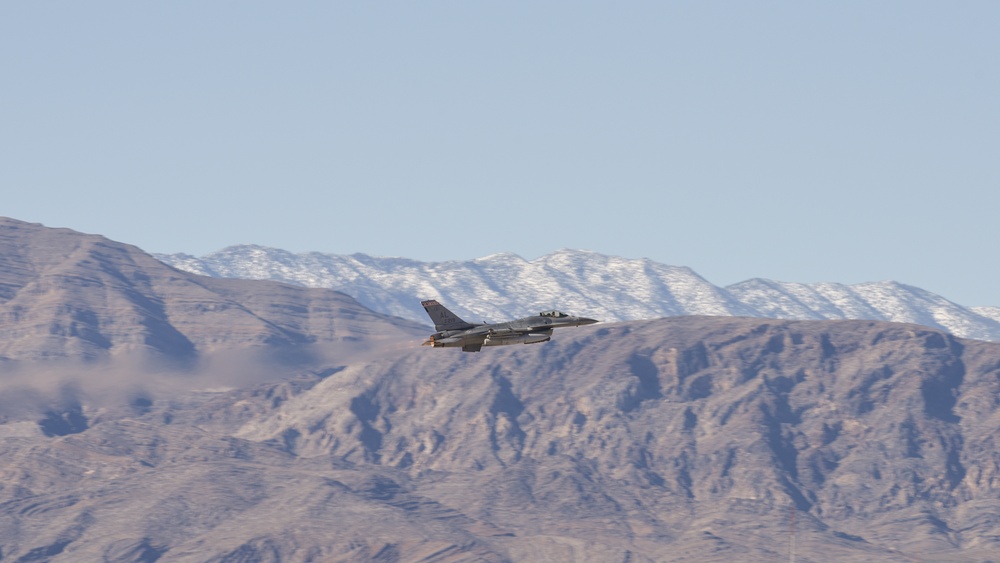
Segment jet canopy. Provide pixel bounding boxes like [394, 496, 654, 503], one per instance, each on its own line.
[539, 310, 569, 318]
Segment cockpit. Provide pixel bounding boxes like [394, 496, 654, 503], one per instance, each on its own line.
[539, 310, 569, 318]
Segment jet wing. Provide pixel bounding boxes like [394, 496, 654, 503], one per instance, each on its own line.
[456, 331, 488, 352]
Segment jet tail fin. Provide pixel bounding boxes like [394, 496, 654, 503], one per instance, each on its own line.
[421, 300, 476, 331]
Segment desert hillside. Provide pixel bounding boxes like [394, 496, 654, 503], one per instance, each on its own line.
[2, 220, 1000, 561]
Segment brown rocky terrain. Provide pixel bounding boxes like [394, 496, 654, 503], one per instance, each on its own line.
[0, 217, 427, 363]
[2, 219, 1000, 562]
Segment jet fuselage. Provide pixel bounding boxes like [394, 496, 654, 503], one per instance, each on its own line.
[421, 300, 598, 352]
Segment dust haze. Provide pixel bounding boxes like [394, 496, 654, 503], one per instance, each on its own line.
[0, 339, 422, 421]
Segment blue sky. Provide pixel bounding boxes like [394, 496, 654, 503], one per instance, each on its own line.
[3, 2, 999, 305]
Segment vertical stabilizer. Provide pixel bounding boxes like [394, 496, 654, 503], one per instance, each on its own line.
[421, 300, 476, 331]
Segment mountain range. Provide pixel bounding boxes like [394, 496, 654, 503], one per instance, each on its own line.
[0, 218, 426, 365]
[3, 217, 1000, 561]
[156, 246, 1000, 343]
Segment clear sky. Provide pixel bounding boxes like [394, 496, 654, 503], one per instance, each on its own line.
[3, 2, 999, 306]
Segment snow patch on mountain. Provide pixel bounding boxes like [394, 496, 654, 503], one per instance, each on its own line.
[972, 306, 1000, 325]
[155, 247, 1000, 342]
[727, 279, 1000, 342]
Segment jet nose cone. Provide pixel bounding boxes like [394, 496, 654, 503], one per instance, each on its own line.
[577, 317, 599, 326]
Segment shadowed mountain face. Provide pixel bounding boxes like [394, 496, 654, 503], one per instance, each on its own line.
[0, 218, 427, 362]
[2, 314, 1000, 561]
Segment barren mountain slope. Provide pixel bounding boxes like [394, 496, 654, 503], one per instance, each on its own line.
[2, 317, 999, 562]
[0, 218, 427, 362]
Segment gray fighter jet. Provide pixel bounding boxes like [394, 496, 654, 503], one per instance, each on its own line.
[420, 300, 598, 352]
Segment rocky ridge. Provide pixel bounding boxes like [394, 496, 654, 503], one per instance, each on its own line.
[3, 317, 1000, 561]
[156, 246, 1000, 342]
[4, 218, 1000, 561]
[0, 218, 426, 362]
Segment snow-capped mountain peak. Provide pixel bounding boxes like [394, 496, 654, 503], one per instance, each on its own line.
[155, 247, 1000, 342]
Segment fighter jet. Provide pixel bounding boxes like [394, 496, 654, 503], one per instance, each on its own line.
[420, 300, 598, 352]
